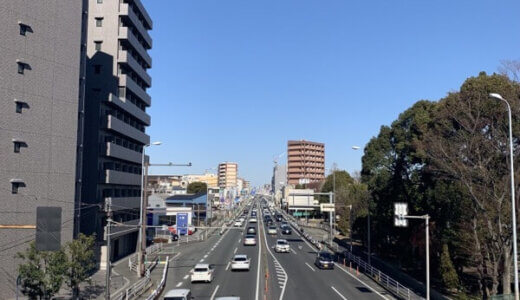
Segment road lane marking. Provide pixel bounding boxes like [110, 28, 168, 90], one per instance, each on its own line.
[305, 262, 316, 272]
[176, 282, 183, 287]
[334, 263, 389, 300]
[204, 254, 208, 259]
[183, 275, 189, 280]
[233, 247, 238, 254]
[260, 213, 287, 300]
[210, 285, 220, 300]
[200, 258, 204, 262]
[225, 261, 231, 271]
[238, 238, 241, 243]
[290, 249, 297, 254]
[331, 286, 348, 300]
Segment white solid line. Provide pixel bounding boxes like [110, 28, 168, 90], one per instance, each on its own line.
[233, 247, 238, 254]
[176, 282, 183, 287]
[183, 275, 189, 280]
[305, 262, 316, 272]
[210, 285, 220, 300]
[225, 261, 231, 271]
[259, 216, 288, 300]
[331, 286, 348, 300]
[334, 263, 389, 300]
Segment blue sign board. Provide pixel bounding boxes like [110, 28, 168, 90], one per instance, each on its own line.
[177, 213, 188, 235]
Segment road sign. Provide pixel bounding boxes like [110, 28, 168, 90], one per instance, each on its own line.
[177, 213, 188, 235]
[394, 202, 408, 227]
[320, 203, 335, 212]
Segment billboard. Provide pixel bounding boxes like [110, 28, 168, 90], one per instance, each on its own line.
[287, 189, 315, 208]
[177, 213, 188, 235]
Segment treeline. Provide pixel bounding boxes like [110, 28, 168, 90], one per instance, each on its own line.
[359, 72, 520, 298]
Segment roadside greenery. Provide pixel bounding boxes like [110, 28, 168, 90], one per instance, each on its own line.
[357, 72, 520, 297]
[17, 234, 96, 299]
[187, 181, 208, 194]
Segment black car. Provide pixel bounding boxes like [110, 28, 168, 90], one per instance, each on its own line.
[275, 214, 283, 222]
[266, 219, 274, 226]
[171, 233, 179, 241]
[280, 225, 291, 235]
[315, 251, 335, 269]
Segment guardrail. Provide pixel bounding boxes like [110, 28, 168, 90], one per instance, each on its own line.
[146, 257, 170, 300]
[129, 243, 163, 271]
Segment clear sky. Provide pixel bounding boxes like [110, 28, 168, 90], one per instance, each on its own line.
[144, 0, 520, 186]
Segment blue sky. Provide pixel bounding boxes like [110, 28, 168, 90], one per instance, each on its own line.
[144, 0, 520, 186]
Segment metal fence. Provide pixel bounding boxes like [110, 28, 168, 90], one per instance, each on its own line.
[129, 243, 163, 272]
[146, 257, 170, 300]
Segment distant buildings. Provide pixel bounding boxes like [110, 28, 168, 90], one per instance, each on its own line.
[287, 140, 325, 185]
[182, 173, 218, 188]
[218, 162, 238, 188]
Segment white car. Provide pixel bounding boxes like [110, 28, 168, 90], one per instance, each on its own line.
[164, 289, 192, 300]
[267, 226, 277, 235]
[215, 297, 240, 300]
[190, 264, 213, 283]
[275, 239, 290, 253]
[243, 235, 257, 246]
[231, 254, 251, 271]
[249, 217, 257, 223]
[234, 220, 243, 227]
[239, 217, 246, 222]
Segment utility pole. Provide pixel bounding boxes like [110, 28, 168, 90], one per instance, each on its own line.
[105, 202, 112, 300]
[329, 191, 333, 247]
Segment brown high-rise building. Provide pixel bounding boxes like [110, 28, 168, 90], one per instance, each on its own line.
[218, 162, 238, 188]
[287, 140, 325, 185]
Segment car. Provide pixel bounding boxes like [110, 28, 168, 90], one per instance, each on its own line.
[247, 226, 256, 234]
[234, 220, 243, 227]
[267, 226, 277, 235]
[190, 264, 214, 283]
[274, 239, 290, 253]
[171, 233, 179, 241]
[266, 219, 274, 226]
[249, 217, 257, 223]
[275, 215, 283, 222]
[188, 226, 196, 235]
[280, 225, 292, 235]
[215, 297, 240, 300]
[315, 251, 335, 269]
[231, 254, 251, 271]
[243, 235, 257, 246]
[163, 289, 192, 300]
[239, 217, 246, 222]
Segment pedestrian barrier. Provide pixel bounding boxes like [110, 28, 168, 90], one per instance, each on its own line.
[129, 243, 163, 272]
[146, 256, 169, 300]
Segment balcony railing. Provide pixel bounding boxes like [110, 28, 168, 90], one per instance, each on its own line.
[119, 3, 152, 48]
[118, 50, 151, 87]
[119, 74, 151, 106]
[107, 93, 150, 125]
[105, 169, 141, 186]
[106, 142, 142, 164]
[106, 115, 150, 145]
[118, 26, 152, 67]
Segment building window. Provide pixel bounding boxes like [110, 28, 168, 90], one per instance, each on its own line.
[20, 25, 27, 35]
[10, 180, 25, 194]
[94, 65, 102, 74]
[14, 142, 21, 153]
[15, 100, 28, 113]
[97, 0, 102, 3]
[95, 18, 103, 27]
[118, 87, 126, 98]
[94, 41, 102, 51]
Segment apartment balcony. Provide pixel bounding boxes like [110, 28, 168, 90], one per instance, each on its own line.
[118, 50, 151, 87]
[105, 169, 141, 186]
[130, 0, 152, 29]
[118, 26, 152, 68]
[106, 196, 141, 211]
[119, 3, 152, 49]
[119, 74, 151, 106]
[106, 142, 142, 164]
[106, 115, 150, 145]
[107, 93, 150, 125]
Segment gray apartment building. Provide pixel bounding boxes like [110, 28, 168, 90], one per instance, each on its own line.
[0, 1, 87, 298]
[80, 0, 153, 261]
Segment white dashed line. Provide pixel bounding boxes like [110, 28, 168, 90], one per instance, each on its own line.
[200, 258, 205, 262]
[331, 286, 348, 300]
[176, 282, 183, 287]
[183, 275, 189, 280]
[290, 248, 297, 254]
[305, 262, 316, 272]
[233, 247, 238, 254]
[210, 285, 220, 300]
[225, 261, 231, 271]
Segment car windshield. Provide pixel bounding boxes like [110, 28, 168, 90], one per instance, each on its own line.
[234, 257, 247, 261]
[164, 297, 184, 300]
[246, 235, 255, 239]
[277, 240, 287, 245]
[319, 253, 334, 260]
[269, 226, 276, 229]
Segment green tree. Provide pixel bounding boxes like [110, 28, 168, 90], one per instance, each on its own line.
[187, 181, 207, 194]
[17, 243, 67, 300]
[64, 234, 96, 299]
[439, 244, 459, 291]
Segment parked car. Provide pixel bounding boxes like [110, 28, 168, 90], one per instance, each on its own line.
[274, 239, 290, 253]
[190, 264, 214, 283]
[231, 254, 251, 271]
[315, 251, 335, 269]
[243, 235, 257, 246]
[163, 289, 192, 300]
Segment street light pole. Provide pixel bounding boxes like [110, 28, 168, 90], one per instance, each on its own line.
[489, 93, 519, 300]
[352, 145, 370, 264]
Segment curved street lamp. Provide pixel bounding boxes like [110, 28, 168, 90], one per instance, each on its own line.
[489, 93, 518, 300]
